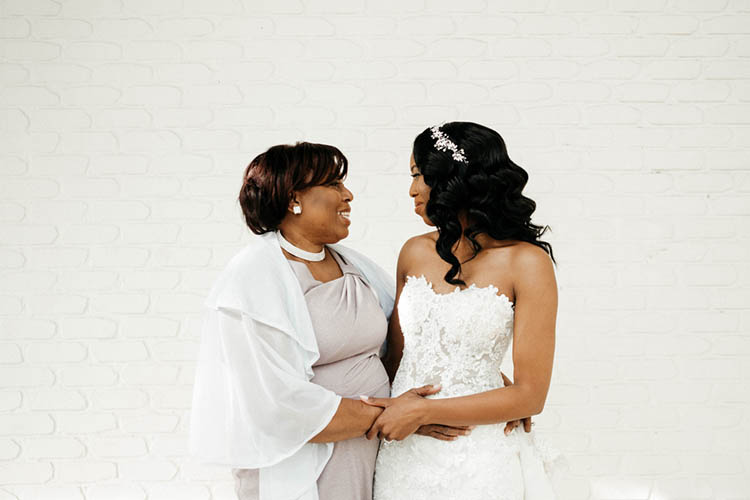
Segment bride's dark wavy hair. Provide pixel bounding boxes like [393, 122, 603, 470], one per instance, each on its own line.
[412, 121, 554, 285]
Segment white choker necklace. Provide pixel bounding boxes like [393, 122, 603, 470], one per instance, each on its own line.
[277, 231, 325, 262]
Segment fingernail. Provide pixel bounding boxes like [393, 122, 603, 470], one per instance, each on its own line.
[359, 395, 369, 400]
[504, 429, 510, 436]
[469, 425, 477, 430]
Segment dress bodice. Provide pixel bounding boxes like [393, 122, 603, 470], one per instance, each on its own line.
[392, 275, 514, 398]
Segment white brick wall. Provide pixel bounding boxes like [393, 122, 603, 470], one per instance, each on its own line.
[1, 1, 749, 499]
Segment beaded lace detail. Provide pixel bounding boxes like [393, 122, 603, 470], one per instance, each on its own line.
[373, 275, 558, 500]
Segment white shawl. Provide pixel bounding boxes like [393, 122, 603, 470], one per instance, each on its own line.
[189, 231, 395, 500]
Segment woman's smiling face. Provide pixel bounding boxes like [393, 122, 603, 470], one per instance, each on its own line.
[294, 179, 353, 244]
[409, 153, 433, 226]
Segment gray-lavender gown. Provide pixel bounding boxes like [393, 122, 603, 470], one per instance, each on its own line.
[233, 250, 391, 500]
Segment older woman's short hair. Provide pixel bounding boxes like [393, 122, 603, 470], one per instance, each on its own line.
[239, 142, 348, 234]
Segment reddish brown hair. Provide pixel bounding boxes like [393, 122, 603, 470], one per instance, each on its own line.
[239, 142, 348, 234]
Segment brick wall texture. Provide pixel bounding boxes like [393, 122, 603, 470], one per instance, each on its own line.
[1, 0, 749, 499]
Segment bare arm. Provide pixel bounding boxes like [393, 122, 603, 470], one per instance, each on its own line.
[381, 241, 412, 382]
[364, 247, 557, 439]
[310, 398, 383, 443]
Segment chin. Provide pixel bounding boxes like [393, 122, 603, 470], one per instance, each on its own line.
[421, 215, 434, 226]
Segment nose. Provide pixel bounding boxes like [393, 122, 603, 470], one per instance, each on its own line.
[408, 178, 418, 198]
[342, 183, 354, 202]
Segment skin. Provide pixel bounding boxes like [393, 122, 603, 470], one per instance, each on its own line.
[363, 154, 556, 441]
[276, 176, 473, 443]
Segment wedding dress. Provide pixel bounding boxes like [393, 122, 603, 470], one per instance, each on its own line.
[373, 275, 560, 500]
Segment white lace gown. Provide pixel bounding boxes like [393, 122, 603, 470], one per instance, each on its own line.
[373, 276, 559, 500]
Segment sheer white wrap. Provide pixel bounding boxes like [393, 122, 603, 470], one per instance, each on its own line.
[189, 232, 394, 500]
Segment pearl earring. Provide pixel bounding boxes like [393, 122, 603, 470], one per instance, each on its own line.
[293, 205, 302, 215]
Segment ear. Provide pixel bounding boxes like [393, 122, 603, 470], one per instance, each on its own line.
[287, 193, 300, 214]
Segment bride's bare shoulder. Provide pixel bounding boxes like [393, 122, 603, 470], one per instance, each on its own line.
[399, 231, 437, 258]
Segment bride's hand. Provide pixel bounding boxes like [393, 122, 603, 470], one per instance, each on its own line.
[501, 371, 532, 435]
[415, 424, 474, 441]
[361, 384, 439, 441]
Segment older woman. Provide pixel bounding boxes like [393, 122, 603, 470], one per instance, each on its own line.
[189, 142, 473, 500]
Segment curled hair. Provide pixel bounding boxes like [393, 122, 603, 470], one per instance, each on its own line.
[412, 122, 554, 285]
[239, 142, 348, 234]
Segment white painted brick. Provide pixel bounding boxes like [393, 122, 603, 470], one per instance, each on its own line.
[183, 85, 243, 105]
[681, 309, 740, 332]
[490, 83, 552, 102]
[151, 293, 203, 314]
[86, 484, 146, 500]
[60, 85, 121, 106]
[120, 270, 180, 291]
[682, 359, 742, 380]
[0, 111, 29, 133]
[1, 86, 59, 106]
[0, 202, 24, 222]
[527, 60, 581, 79]
[93, 109, 153, 130]
[0, 438, 20, 460]
[0, 414, 54, 435]
[91, 341, 149, 362]
[152, 64, 212, 86]
[122, 0, 182, 14]
[0, 319, 56, 339]
[25, 342, 88, 363]
[147, 483, 210, 500]
[644, 60, 702, 79]
[123, 41, 184, 62]
[704, 15, 750, 33]
[1, 224, 57, 245]
[121, 86, 181, 106]
[57, 270, 118, 291]
[120, 414, 180, 433]
[651, 477, 713, 499]
[590, 477, 651, 499]
[90, 294, 150, 314]
[53, 226, 112, 255]
[29, 389, 86, 410]
[31, 63, 91, 83]
[401, 105, 457, 125]
[157, 18, 214, 38]
[613, 38, 670, 57]
[64, 42, 121, 61]
[150, 340, 199, 361]
[0, 366, 56, 388]
[0, 63, 28, 85]
[119, 177, 181, 197]
[0, 391, 23, 411]
[0, 462, 53, 484]
[0, 344, 21, 364]
[641, 15, 700, 34]
[32, 19, 92, 38]
[1, 41, 60, 62]
[622, 454, 681, 474]
[91, 247, 149, 267]
[120, 365, 179, 386]
[185, 40, 243, 60]
[0, 270, 58, 292]
[22, 438, 85, 459]
[119, 460, 178, 480]
[89, 389, 148, 410]
[0, 250, 24, 269]
[119, 224, 180, 244]
[27, 294, 87, 314]
[120, 317, 180, 338]
[585, 105, 641, 124]
[90, 437, 148, 458]
[150, 387, 193, 410]
[0, 296, 23, 315]
[120, 130, 182, 152]
[241, 83, 304, 105]
[644, 104, 704, 125]
[680, 454, 744, 474]
[150, 247, 212, 267]
[60, 366, 118, 386]
[153, 108, 214, 128]
[56, 461, 117, 483]
[591, 382, 649, 406]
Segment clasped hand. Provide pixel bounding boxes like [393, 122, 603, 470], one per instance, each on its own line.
[361, 378, 532, 442]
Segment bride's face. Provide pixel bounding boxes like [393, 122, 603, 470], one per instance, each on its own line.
[409, 153, 434, 226]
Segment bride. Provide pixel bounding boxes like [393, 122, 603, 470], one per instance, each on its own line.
[363, 122, 560, 500]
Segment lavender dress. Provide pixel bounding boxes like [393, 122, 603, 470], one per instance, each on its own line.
[233, 250, 390, 500]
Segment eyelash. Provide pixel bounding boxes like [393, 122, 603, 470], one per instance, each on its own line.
[411, 173, 421, 178]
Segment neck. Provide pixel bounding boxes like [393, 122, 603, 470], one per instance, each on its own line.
[277, 227, 325, 254]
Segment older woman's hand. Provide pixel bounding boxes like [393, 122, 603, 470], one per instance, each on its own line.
[361, 384, 437, 441]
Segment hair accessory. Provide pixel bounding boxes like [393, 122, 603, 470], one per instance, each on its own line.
[430, 125, 468, 163]
[277, 231, 325, 262]
[292, 204, 302, 215]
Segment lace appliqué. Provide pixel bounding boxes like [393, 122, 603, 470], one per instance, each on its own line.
[373, 276, 558, 500]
